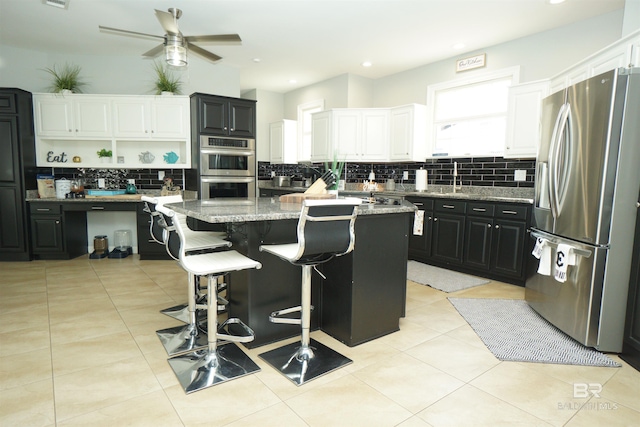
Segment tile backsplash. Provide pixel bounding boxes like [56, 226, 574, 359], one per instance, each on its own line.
[259, 157, 535, 188]
[42, 167, 187, 190]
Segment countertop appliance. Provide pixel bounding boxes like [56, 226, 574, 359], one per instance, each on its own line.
[525, 68, 640, 352]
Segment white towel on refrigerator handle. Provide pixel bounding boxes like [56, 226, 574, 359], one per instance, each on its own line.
[413, 210, 424, 236]
[554, 243, 577, 282]
[532, 237, 552, 275]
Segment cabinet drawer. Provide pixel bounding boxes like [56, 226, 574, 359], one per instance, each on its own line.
[435, 199, 466, 214]
[407, 197, 433, 211]
[63, 202, 137, 212]
[467, 202, 495, 217]
[495, 205, 528, 220]
[31, 204, 61, 214]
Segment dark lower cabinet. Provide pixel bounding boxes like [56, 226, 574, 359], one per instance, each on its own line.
[621, 192, 640, 371]
[431, 200, 466, 265]
[29, 203, 87, 259]
[407, 196, 530, 286]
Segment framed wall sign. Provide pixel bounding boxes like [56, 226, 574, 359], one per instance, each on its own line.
[456, 53, 486, 72]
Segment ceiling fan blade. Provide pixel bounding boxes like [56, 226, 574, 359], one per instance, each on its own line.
[99, 25, 164, 41]
[154, 9, 180, 35]
[142, 44, 165, 58]
[187, 43, 222, 62]
[184, 34, 242, 43]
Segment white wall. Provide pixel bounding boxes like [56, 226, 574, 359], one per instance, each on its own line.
[244, 88, 286, 162]
[0, 45, 241, 97]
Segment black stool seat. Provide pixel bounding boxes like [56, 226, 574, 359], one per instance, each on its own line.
[259, 198, 361, 386]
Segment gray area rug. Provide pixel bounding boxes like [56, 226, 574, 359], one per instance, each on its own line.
[407, 261, 490, 293]
[448, 298, 620, 367]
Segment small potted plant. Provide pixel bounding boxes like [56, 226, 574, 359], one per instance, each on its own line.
[43, 63, 86, 94]
[97, 148, 113, 163]
[153, 61, 182, 95]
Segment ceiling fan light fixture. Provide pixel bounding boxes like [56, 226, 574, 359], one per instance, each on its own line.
[165, 35, 187, 67]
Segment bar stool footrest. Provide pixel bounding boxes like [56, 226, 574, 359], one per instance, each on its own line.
[217, 318, 256, 343]
[269, 305, 314, 325]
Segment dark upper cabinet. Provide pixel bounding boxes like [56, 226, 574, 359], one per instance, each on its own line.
[0, 89, 36, 261]
[191, 93, 256, 138]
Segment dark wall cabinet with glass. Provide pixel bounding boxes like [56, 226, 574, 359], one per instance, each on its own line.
[407, 196, 531, 286]
[191, 93, 256, 138]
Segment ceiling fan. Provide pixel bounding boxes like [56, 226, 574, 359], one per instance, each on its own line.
[99, 8, 241, 66]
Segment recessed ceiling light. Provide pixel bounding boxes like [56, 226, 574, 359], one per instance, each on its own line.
[452, 43, 465, 50]
[548, 0, 566, 4]
[252, 58, 261, 63]
[43, 0, 69, 9]
[361, 61, 372, 67]
[289, 79, 297, 84]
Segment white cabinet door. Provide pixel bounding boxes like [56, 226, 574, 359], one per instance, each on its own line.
[151, 98, 189, 139]
[73, 97, 111, 137]
[588, 42, 631, 77]
[270, 119, 298, 164]
[34, 95, 110, 138]
[112, 98, 150, 138]
[389, 104, 427, 161]
[311, 111, 332, 162]
[504, 80, 549, 159]
[360, 110, 388, 161]
[334, 110, 360, 159]
[34, 96, 74, 136]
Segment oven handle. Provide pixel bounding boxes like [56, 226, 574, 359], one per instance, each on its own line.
[200, 176, 255, 183]
[200, 148, 255, 157]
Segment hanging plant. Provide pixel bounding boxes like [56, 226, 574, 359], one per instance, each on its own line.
[153, 61, 182, 95]
[43, 63, 86, 93]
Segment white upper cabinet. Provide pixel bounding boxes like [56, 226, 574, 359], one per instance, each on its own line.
[311, 108, 390, 162]
[550, 29, 640, 94]
[33, 93, 191, 169]
[389, 104, 427, 161]
[504, 80, 549, 159]
[34, 94, 111, 138]
[112, 96, 189, 139]
[269, 119, 298, 164]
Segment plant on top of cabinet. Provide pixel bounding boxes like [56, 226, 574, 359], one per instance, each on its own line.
[153, 61, 182, 95]
[43, 63, 86, 93]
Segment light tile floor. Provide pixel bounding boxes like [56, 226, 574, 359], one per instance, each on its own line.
[1, 256, 638, 426]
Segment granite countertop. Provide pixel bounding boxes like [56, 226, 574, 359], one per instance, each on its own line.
[26, 190, 198, 203]
[260, 182, 534, 204]
[165, 197, 416, 224]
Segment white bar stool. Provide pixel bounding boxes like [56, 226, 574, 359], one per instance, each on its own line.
[258, 198, 361, 386]
[142, 195, 228, 324]
[160, 207, 262, 393]
[155, 205, 231, 357]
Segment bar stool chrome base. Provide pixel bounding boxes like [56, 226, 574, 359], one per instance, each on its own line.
[259, 338, 352, 386]
[168, 342, 260, 394]
[160, 303, 190, 323]
[156, 322, 208, 357]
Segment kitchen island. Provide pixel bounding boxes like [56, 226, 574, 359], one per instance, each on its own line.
[166, 197, 416, 348]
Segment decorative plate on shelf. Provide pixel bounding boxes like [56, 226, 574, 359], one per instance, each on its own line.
[163, 151, 179, 164]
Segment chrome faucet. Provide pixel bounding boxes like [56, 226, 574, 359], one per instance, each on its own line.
[452, 161, 462, 194]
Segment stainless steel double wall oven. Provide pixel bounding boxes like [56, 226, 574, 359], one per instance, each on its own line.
[199, 135, 256, 199]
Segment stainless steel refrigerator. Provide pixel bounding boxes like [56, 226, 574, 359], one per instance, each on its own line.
[525, 68, 640, 353]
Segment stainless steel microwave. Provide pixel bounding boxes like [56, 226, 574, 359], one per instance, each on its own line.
[199, 135, 256, 176]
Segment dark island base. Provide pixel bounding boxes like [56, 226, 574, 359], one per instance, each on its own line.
[227, 212, 411, 348]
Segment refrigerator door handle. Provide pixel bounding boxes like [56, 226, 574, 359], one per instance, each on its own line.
[548, 103, 572, 220]
[530, 230, 592, 259]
